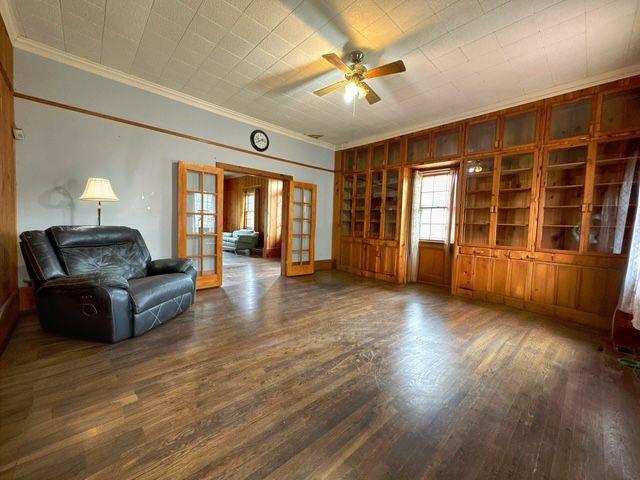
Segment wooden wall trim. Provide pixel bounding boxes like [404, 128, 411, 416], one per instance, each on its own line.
[215, 162, 294, 180]
[314, 259, 335, 271]
[0, 291, 18, 354]
[13, 92, 335, 174]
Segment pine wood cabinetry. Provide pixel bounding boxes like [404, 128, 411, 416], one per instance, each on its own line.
[334, 76, 640, 330]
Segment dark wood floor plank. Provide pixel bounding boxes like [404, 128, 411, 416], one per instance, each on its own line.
[1, 253, 639, 479]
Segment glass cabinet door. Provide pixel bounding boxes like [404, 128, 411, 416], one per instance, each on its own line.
[467, 119, 496, 154]
[496, 152, 534, 247]
[341, 174, 354, 236]
[368, 171, 383, 238]
[503, 111, 536, 148]
[600, 88, 640, 133]
[356, 148, 369, 171]
[372, 144, 385, 168]
[354, 173, 367, 237]
[344, 150, 355, 171]
[549, 98, 592, 140]
[588, 139, 640, 253]
[539, 146, 588, 251]
[434, 128, 460, 159]
[388, 140, 401, 165]
[178, 161, 223, 289]
[407, 134, 429, 164]
[463, 157, 495, 245]
[383, 169, 399, 239]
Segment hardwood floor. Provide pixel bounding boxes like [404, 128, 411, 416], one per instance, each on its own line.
[222, 251, 281, 286]
[0, 269, 639, 479]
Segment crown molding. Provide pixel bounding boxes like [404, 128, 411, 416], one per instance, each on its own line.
[339, 63, 640, 150]
[0, 0, 20, 43]
[9, 36, 336, 151]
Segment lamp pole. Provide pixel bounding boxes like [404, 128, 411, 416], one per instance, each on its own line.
[98, 200, 102, 226]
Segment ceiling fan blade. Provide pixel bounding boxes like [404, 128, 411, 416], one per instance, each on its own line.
[313, 79, 349, 97]
[362, 82, 381, 105]
[364, 60, 406, 79]
[322, 53, 353, 74]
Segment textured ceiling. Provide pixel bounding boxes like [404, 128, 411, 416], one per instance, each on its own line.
[8, 0, 640, 147]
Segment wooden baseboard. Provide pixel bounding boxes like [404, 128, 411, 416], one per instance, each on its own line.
[315, 259, 335, 271]
[262, 247, 281, 258]
[19, 286, 36, 312]
[0, 290, 19, 355]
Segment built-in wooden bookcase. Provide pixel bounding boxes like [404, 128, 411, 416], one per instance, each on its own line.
[334, 75, 640, 329]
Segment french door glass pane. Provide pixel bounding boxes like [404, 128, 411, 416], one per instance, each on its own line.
[202, 256, 216, 274]
[203, 236, 216, 255]
[190, 257, 201, 272]
[187, 192, 201, 212]
[467, 120, 496, 153]
[600, 88, 640, 132]
[496, 153, 534, 247]
[388, 141, 401, 165]
[293, 236, 301, 250]
[294, 202, 302, 218]
[540, 146, 587, 250]
[354, 174, 366, 236]
[203, 173, 217, 193]
[303, 204, 311, 218]
[303, 221, 311, 234]
[301, 251, 310, 262]
[303, 188, 312, 203]
[369, 171, 383, 238]
[463, 157, 494, 244]
[550, 99, 592, 139]
[187, 236, 200, 256]
[187, 171, 201, 191]
[384, 169, 399, 239]
[202, 214, 216, 234]
[292, 251, 300, 262]
[408, 134, 429, 163]
[372, 145, 385, 168]
[434, 129, 459, 158]
[202, 193, 215, 213]
[588, 139, 640, 253]
[187, 214, 201, 234]
[293, 220, 302, 234]
[302, 236, 310, 249]
[342, 175, 353, 235]
[503, 111, 536, 147]
[294, 187, 302, 202]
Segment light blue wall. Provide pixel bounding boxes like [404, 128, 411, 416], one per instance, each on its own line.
[14, 50, 335, 282]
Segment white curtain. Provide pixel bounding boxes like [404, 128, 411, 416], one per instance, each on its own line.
[619, 181, 640, 330]
[408, 171, 422, 282]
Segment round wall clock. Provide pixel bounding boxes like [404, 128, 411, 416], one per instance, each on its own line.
[250, 130, 269, 152]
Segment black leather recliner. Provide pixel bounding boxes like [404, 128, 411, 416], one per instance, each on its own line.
[19, 226, 197, 343]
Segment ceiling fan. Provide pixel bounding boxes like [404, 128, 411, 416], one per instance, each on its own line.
[313, 50, 406, 105]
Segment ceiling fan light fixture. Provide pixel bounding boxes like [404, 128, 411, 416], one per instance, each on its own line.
[344, 81, 367, 102]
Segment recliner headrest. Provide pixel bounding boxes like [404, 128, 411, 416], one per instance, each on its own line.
[47, 226, 141, 248]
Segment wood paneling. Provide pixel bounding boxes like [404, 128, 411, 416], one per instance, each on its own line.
[335, 75, 640, 329]
[0, 12, 16, 354]
[416, 242, 448, 285]
[223, 175, 282, 256]
[264, 179, 283, 257]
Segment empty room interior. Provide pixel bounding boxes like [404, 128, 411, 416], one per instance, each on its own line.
[2, 0, 640, 478]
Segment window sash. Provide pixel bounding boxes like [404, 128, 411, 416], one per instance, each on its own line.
[418, 173, 451, 242]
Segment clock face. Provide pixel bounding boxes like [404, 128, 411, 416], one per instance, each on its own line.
[251, 130, 269, 152]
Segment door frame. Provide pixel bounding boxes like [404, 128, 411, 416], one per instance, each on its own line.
[216, 162, 293, 276]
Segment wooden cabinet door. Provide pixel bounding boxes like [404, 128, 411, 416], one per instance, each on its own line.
[178, 161, 223, 290]
[285, 181, 316, 276]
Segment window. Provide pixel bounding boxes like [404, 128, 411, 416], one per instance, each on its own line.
[243, 189, 256, 230]
[419, 173, 452, 241]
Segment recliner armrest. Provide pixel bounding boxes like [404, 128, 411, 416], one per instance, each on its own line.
[148, 258, 194, 276]
[37, 273, 129, 293]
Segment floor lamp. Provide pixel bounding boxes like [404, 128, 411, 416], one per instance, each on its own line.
[79, 178, 119, 226]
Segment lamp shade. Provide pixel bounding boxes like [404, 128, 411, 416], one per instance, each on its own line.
[79, 178, 119, 202]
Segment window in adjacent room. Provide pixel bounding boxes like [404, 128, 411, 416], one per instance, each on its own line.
[243, 189, 256, 230]
[419, 173, 453, 241]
